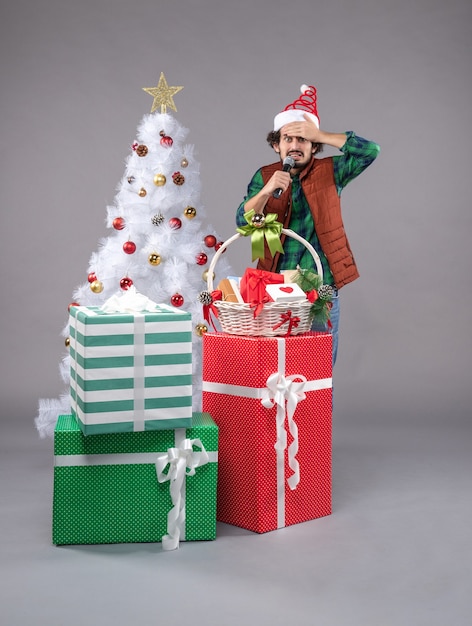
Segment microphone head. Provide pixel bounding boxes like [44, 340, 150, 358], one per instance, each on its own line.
[282, 156, 295, 170]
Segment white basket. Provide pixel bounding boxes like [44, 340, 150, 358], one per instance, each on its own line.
[206, 228, 323, 337]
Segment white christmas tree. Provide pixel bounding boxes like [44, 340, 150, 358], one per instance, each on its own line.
[36, 73, 232, 437]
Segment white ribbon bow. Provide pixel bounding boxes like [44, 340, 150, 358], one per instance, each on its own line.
[156, 438, 210, 551]
[261, 373, 307, 490]
[100, 285, 157, 313]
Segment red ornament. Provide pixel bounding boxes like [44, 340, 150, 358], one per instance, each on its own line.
[123, 241, 137, 254]
[120, 277, 133, 290]
[68, 302, 80, 311]
[214, 241, 226, 252]
[160, 134, 173, 147]
[169, 217, 182, 230]
[131, 141, 138, 151]
[196, 252, 208, 266]
[204, 235, 217, 248]
[171, 293, 184, 307]
[113, 217, 125, 230]
[87, 272, 97, 283]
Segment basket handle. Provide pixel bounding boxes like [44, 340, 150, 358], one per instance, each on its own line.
[207, 228, 323, 292]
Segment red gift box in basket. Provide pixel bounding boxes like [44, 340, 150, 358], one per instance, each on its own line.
[239, 268, 284, 317]
[201, 211, 330, 337]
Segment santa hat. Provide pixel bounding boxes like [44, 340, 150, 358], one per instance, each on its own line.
[273, 84, 320, 131]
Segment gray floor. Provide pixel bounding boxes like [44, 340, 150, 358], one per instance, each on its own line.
[1, 412, 471, 626]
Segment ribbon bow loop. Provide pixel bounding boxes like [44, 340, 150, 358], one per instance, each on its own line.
[272, 310, 301, 336]
[156, 438, 209, 551]
[100, 285, 157, 313]
[250, 293, 272, 318]
[202, 290, 222, 331]
[236, 209, 284, 261]
[261, 372, 307, 491]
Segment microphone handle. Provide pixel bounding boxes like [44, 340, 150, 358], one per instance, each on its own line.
[272, 159, 294, 198]
[272, 187, 284, 199]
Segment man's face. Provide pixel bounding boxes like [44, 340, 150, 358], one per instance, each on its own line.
[274, 128, 317, 170]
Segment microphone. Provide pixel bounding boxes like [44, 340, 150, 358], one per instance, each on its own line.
[272, 156, 295, 199]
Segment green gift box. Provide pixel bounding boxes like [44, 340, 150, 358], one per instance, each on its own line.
[53, 413, 218, 548]
[69, 303, 193, 435]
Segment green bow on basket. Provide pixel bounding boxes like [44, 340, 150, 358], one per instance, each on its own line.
[236, 210, 284, 261]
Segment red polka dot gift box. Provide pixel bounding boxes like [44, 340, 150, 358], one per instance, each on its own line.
[202, 332, 332, 534]
[53, 413, 218, 549]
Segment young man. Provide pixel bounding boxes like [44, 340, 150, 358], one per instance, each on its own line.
[236, 84, 380, 364]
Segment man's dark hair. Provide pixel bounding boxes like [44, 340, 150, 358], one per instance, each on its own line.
[266, 130, 323, 154]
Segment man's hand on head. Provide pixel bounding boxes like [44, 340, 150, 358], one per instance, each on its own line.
[281, 113, 321, 143]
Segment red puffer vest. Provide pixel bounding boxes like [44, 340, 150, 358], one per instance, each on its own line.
[257, 157, 359, 289]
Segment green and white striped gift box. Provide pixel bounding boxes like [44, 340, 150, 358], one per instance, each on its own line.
[53, 413, 218, 546]
[69, 304, 193, 435]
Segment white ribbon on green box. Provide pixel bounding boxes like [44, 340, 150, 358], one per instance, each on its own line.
[69, 288, 193, 435]
[202, 337, 332, 529]
[156, 432, 211, 551]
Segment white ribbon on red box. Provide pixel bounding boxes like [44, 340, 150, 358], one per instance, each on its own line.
[202, 337, 332, 528]
[261, 371, 304, 479]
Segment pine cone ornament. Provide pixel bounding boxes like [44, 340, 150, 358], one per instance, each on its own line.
[136, 144, 148, 157]
[151, 213, 164, 226]
[198, 291, 213, 306]
[318, 284, 334, 300]
[172, 171, 185, 185]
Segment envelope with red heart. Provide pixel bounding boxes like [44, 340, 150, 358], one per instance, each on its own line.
[265, 282, 307, 302]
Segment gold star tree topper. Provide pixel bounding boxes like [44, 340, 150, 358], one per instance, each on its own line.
[142, 72, 184, 114]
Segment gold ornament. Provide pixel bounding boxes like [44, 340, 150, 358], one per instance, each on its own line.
[251, 213, 266, 228]
[194, 323, 208, 337]
[90, 280, 104, 294]
[138, 187, 147, 197]
[153, 173, 166, 186]
[142, 72, 184, 114]
[65, 337, 70, 348]
[148, 253, 162, 266]
[184, 206, 197, 219]
[181, 157, 189, 168]
[202, 269, 215, 282]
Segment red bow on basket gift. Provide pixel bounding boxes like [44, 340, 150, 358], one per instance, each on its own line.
[202, 290, 222, 331]
[250, 294, 272, 318]
[272, 310, 300, 336]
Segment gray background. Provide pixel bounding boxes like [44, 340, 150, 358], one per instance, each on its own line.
[1, 1, 471, 624]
